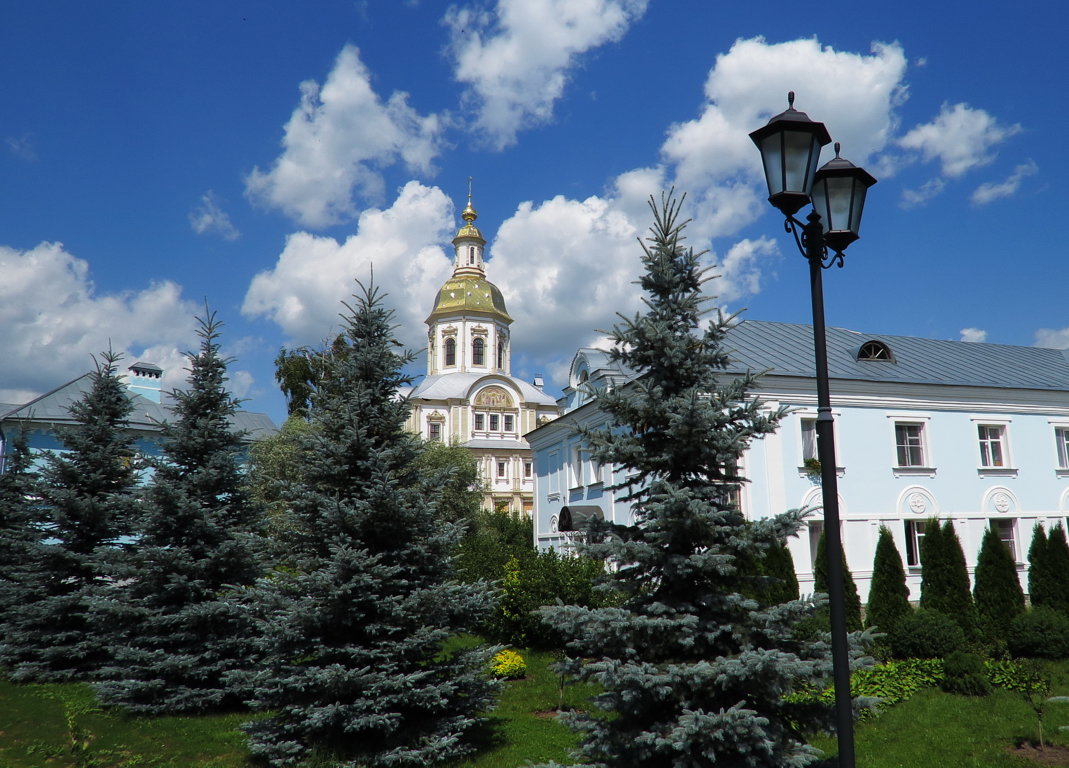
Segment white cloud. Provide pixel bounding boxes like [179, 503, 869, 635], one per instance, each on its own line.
[242, 181, 456, 349]
[245, 45, 443, 228]
[898, 102, 1021, 179]
[959, 327, 987, 343]
[445, 0, 649, 149]
[0, 242, 201, 402]
[5, 133, 36, 161]
[189, 191, 240, 241]
[971, 160, 1038, 206]
[1035, 328, 1069, 349]
[900, 177, 946, 208]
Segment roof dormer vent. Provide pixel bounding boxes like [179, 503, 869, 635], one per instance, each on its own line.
[857, 340, 894, 362]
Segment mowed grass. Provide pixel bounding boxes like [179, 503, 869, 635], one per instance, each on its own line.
[4, 655, 1069, 767]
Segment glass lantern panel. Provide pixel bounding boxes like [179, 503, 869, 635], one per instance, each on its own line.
[783, 131, 821, 194]
[759, 134, 784, 197]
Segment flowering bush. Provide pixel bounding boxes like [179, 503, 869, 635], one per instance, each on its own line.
[490, 649, 527, 679]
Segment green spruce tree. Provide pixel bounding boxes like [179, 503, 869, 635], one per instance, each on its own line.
[1045, 523, 1069, 615]
[865, 526, 911, 638]
[0, 351, 138, 681]
[0, 428, 41, 624]
[1028, 523, 1050, 608]
[813, 529, 863, 632]
[973, 526, 1025, 647]
[533, 193, 850, 768]
[237, 281, 497, 767]
[758, 538, 800, 607]
[95, 310, 264, 714]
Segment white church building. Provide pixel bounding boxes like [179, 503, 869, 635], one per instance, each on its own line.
[528, 320, 1069, 602]
[401, 190, 558, 514]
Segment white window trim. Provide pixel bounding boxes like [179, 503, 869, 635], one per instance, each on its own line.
[1050, 420, 1069, 476]
[971, 417, 1017, 478]
[887, 414, 935, 477]
[795, 409, 846, 477]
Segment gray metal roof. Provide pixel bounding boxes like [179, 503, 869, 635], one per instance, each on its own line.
[724, 320, 1069, 391]
[406, 371, 557, 406]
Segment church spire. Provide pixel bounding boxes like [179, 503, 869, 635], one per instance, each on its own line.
[451, 177, 486, 278]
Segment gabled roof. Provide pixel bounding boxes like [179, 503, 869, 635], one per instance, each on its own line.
[403, 371, 557, 406]
[724, 320, 1069, 391]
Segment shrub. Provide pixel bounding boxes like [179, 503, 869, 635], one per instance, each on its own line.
[489, 649, 527, 679]
[920, 520, 979, 641]
[986, 658, 1030, 692]
[866, 526, 912, 640]
[1008, 607, 1069, 659]
[784, 658, 943, 719]
[973, 526, 1025, 650]
[889, 609, 965, 659]
[940, 651, 991, 696]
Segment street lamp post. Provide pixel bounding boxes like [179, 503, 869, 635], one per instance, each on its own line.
[750, 93, 876, 768]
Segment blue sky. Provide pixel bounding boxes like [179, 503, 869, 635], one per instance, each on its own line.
[0, 1, 1063, 424]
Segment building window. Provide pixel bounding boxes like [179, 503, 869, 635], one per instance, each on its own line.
[524, 460, 532, 479]
[444, 338, 456, 367]
[497, 460, 508, 479]
[978, 424, 1006, 467]
[504, 414, 514, 432]
[570, 445, 583, 487]
[474, 413, 485, 431]
[1056, 427, 1069, 469]
[468, 246, 476, 265]
[497, 341, 505, 368]
[428, 422, 442, 442]
[858, 340, 893, 361]
[472, 338, 485, 366]
[895, 423, 926, 467]
[904, 519, 927, 567]
[808, 520, 823, 572]
[489, 413, 499, 431]
[990, 518, 1018, 561]
[801, 418, 817, 462]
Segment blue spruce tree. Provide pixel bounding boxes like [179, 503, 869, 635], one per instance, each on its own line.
[95, 310, 264, 714]
[535, 193, 851, 768]
[0, 428, 41, 625]
[237, 281, 497, 767]
[0, 351, 137, 682]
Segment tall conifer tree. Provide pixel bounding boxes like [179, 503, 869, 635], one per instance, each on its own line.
[0, 351, 137, 681]
[0, 428, 41, 623]
[534, 193, 850, 768]
[973, 526, 1025, 646]
[96, 310, 264, 714]
[1028, 523, 1050, 607]
[920, 520, 978, 639]
[813, 529, 863, 632]
[865, 526, 911, 637]
[1045, 523, 1069, 615]
[238, 281, 496, 767]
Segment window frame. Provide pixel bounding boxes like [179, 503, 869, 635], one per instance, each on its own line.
[444, 337, 456, 367]
[472, 337, 485, 366]
[990, 518, 1019, 562]
[977, 424, 1006, 468]
[904, 519, 927, 568]
[888, 414, 935, 477]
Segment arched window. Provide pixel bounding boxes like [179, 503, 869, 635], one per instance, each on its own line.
[857, 340, 894, 362]
[468, 246, 476, 265]
[472, 338, 485, 366]
[497, 340, 505, 369]
[444, 338, 456, 367]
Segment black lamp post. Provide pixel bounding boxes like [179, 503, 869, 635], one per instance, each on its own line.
[750, 92, 876, 768]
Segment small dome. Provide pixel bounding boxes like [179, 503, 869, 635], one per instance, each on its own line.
[427, 275, 512, 324]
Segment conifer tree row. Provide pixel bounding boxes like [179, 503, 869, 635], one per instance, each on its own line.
[813, 528, 863, 633]
[919, 519, 979, 640]
[864, 525, 911, 640]
[973, 525, 1025, 647]
[236, 280, 497, 768]
[534, 192, 855, 768]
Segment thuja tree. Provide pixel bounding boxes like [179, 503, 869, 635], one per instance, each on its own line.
[1044, 523, 1069, 615]
[534, 193, 852, 768]
[237, 282, 496, 768]
[973, 526, 1025, 647]
[95, 310, 264, 714]
[813, 528, 863, 632]
[865, 525, 911, 638]
[757, 538, 800, 607]
[0, 351, 138, 681]
[920, 519, 978, 640]
[1028, 523, 1051, 608]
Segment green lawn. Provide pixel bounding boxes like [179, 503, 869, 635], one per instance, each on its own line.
[3, 656, 1069, 767]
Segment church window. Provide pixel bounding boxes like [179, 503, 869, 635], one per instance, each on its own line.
[468, 246, 476, 265]
[489, 414, 500, 431]
[497, 340, 505, 368]
[472, 338, 485, 366]
[503, 414, 514, 432]
[444, 338, 456, 367]
[428, 422, 442, 442]
[497, 460, 508, 479]
[474, 413, 485, 431]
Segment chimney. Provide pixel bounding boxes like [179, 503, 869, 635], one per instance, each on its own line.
[127, 362, 164, 403]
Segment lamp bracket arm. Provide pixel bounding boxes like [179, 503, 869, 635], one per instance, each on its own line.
[784, 214, 844, 269]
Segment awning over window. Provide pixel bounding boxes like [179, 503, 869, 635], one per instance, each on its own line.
[558, 505, 605, 532]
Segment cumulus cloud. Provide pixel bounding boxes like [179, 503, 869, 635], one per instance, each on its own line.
[189, 191, 240, 241]
[0, 242, 202, 402]
[245, 45, 443, 228]
[5, 133, 36, 161]
[971, 160, 1038, 206]
[898, 102, 1021, 179]
[900, 178, 946, 208]
[445, 0, 648, 149]
[242, 181, 456, 349]
[960, 327, 987, 343]
[1035, 328, 1069, 349]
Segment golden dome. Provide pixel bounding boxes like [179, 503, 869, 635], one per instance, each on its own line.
[426, 275, 512, 324]
[453, 186, 485, 244]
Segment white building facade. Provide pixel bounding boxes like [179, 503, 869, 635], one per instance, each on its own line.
[529, 320, 1069, 602]
[402, 191, 558, 514]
